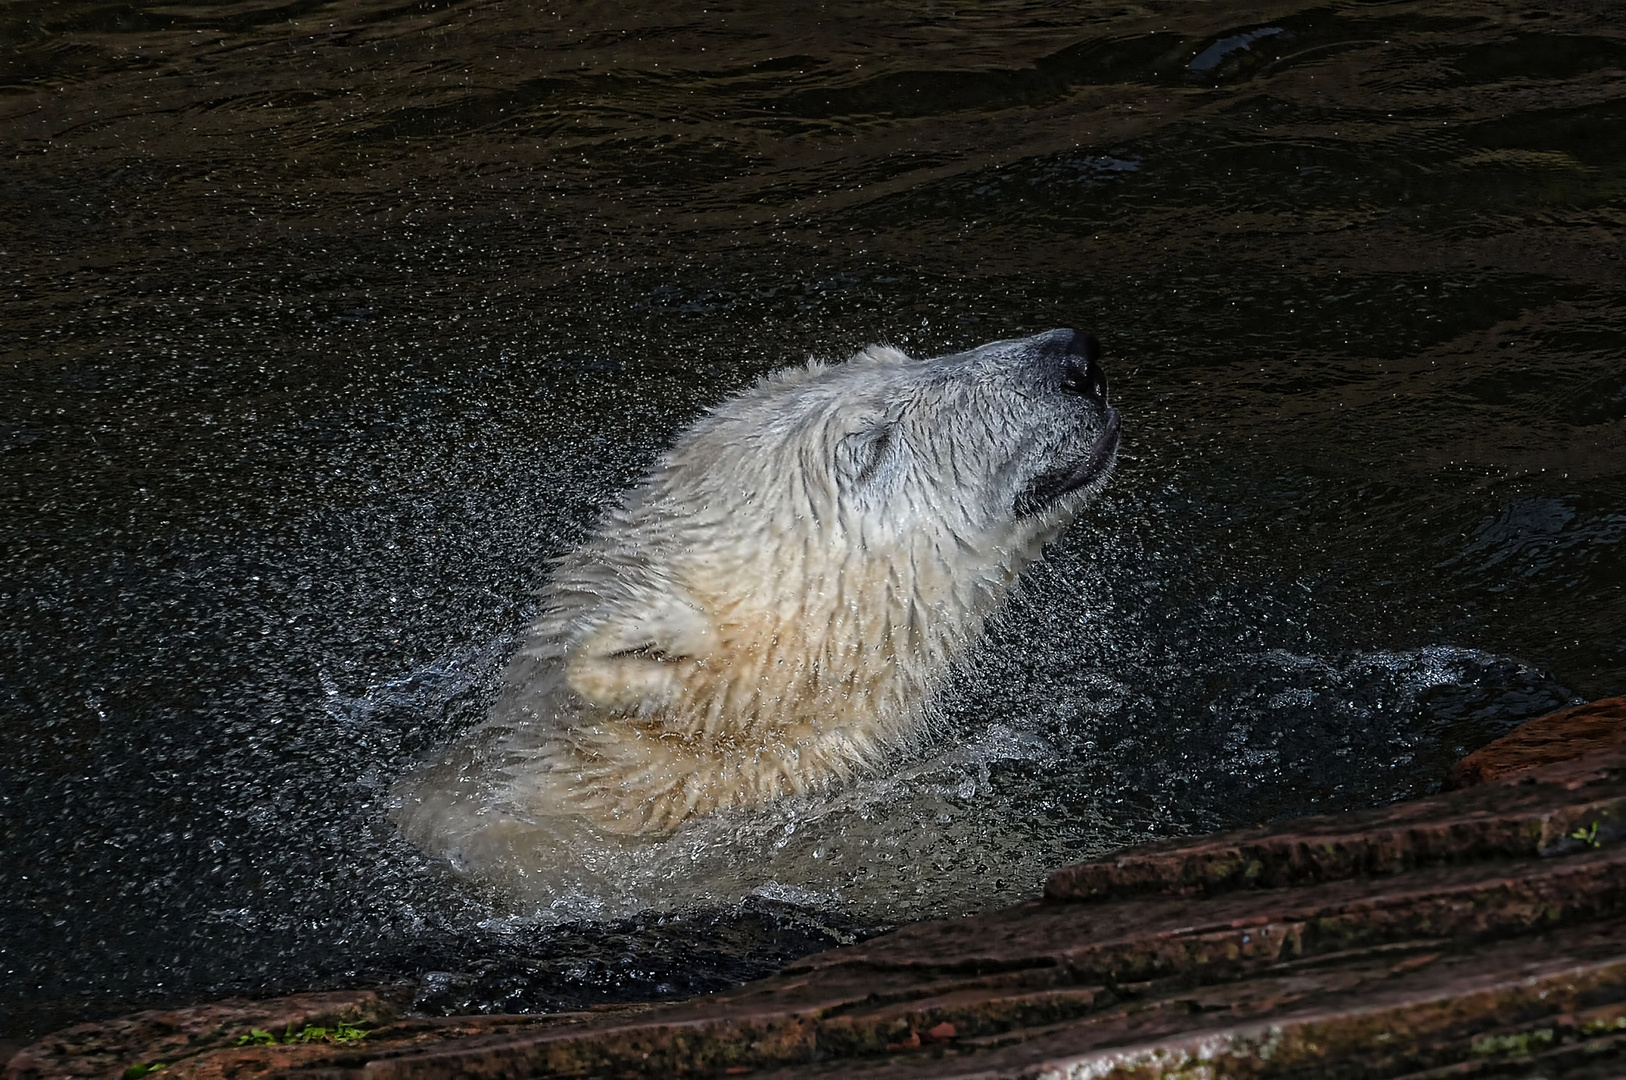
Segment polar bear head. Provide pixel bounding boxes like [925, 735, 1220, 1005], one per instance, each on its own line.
[526, 328, 1119, 780]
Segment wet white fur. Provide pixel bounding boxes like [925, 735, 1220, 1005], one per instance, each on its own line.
[392, 336, 1114, 851]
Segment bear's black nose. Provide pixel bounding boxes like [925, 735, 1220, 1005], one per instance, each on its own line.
[1059, 331, 1108, 407]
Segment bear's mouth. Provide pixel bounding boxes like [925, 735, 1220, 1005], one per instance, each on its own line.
[1013, 409, 1121, 517]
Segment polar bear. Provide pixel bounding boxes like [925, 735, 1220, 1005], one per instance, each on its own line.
[392, 328, 1119, 858]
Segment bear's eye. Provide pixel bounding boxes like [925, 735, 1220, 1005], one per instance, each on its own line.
[853, 424, 895, 484]
[838, 421, 902, 491]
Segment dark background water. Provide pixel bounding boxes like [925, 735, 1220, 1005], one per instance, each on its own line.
[3, 0, 1624, 1047]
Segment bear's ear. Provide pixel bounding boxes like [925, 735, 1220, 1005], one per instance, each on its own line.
[837, 421, 904, 492]
[848, 344, 914, 367]
[564, 591, 716, 715]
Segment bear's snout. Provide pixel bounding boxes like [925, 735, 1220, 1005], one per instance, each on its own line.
[1058, 330, 1109, 409]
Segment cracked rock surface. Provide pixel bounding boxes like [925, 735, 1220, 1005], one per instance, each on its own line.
[8, 696, 1626, 1079]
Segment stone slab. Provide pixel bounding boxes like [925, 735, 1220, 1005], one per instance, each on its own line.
[1042, 736, 1626, 902]
[3, 991, 393, 1080]
[11, 715, 1626, 1080]
[1449, 693, 1626, 788]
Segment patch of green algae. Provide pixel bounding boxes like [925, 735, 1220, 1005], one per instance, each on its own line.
[1471, 1027, 1555, 1056]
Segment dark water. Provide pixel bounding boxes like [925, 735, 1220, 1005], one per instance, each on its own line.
[3, 0, 1624, 1045]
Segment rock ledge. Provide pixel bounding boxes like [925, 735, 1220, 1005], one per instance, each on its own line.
[9, 695, 1626, 1079]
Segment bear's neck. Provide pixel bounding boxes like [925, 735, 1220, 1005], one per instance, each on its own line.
[671, 527, 1029, 748]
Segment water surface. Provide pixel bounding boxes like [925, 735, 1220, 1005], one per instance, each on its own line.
[2, 0, 1623, 1042]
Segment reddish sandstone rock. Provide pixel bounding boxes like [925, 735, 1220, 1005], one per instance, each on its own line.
[1448, 693, 1626, 788]
[117, 912, 1624, 1079]
[12, 715, 1626, 1079]
[2, 1000, 652, 1080]
[2, 990, 392, 1080]
[1042, 734, 1626, 902]
[153, 1011, 647, 1080]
